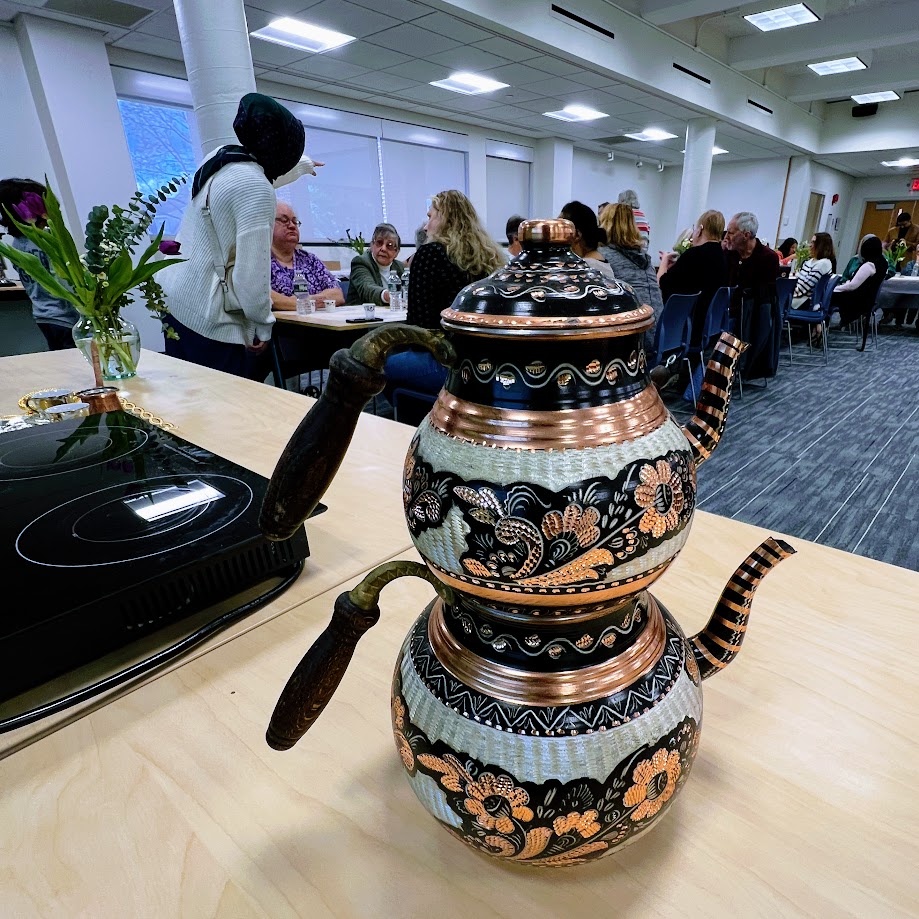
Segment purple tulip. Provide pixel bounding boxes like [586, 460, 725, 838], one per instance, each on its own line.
[12, 191, 46, 224]
[159, 239, 181, 255]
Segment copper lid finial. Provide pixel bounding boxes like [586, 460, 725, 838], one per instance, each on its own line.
[519, 218, 575, 246]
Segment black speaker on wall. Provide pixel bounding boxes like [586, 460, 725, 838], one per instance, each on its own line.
[852, 103, 879, 118]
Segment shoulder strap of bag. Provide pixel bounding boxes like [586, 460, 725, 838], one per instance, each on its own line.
[200, 182, 231, 293]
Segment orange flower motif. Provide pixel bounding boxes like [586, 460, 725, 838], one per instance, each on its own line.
[541, 504, 601, 547]
[464, 772, 534, 834]
[552, 809, 601, 838]
[634, 460, 685, 538]
[623, 748, 682, 821]
[391, 696, 415, 769]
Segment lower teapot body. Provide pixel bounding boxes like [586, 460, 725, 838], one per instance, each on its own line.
[392, 591, 703, 866]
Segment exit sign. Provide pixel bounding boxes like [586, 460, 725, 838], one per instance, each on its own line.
[912, 178, 919, 192]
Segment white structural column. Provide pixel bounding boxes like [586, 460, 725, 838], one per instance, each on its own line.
[778, 155, 813, 242]
[14, 15, 137, 240]
[533, 139, 573, 219]
[174, 0, 257, 158]
[675, 117, 717, 237]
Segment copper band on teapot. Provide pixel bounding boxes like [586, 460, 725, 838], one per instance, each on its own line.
[440, 305, 653, 340]
[427, 596, 667, 706]
[427, 559, 670, 608]
[429, 387, 669, 450]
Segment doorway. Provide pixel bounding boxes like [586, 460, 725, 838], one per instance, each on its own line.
[802, 192, 825, 243]
[858, 200, 919, 243]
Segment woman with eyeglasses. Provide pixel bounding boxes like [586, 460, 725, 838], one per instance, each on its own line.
[345, 223, 405, 306]
[270, 201, 343, 310]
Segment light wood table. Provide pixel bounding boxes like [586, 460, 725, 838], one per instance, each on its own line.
[1, 388, 917, 919]
[0, 349, 416, 752]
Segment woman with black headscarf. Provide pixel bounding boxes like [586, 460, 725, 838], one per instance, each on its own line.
[160, 93, 306, 377]
[828, 235, 888, 351]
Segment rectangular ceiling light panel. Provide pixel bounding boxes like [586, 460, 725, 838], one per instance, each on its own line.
[852, 91, 900, 103]
[880, 157, 919, 168]
[250, 17, 356, 53]
[808, 57, 866, 75]
[624, 128, 678, 142]
[430, 72, 509, 95]
[543, 104, 608, 122]
[744, 4, 819, 32]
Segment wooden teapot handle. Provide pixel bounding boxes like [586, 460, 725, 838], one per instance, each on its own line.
[259, 324, 455, 541]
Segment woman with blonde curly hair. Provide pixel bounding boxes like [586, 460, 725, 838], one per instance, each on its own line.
[386, 189, 504, 400]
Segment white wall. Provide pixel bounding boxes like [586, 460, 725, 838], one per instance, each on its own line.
[570, 149, 669, 256]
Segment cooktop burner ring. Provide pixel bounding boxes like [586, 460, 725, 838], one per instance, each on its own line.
[15, 473, 253, 568]
[0, 424, 150, 481]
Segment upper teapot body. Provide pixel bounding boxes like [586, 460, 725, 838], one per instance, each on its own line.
[405, 219, 698, 609]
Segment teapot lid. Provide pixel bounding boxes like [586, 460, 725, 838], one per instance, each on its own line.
[441, 218, 652, 339]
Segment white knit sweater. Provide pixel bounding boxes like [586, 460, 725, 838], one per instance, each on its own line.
[160, 161, 276, 345]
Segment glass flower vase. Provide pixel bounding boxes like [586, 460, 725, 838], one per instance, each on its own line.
[72, 314, 141, 381]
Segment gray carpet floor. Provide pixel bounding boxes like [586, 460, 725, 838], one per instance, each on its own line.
[665, 324, 919, 571]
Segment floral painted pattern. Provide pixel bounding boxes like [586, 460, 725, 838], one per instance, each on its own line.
[392, 672, 700, 866]
[634, 460, 685, 538]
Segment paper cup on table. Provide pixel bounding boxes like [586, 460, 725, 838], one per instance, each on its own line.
[363, 303, 376, 320]
[323, 298, 337, 310]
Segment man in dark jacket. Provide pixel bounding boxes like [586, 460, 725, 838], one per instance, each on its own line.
[345, 222, 405, 306]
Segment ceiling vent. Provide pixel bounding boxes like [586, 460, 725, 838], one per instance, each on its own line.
[672, 63, 711, 85]
[550, 4, 615, 41]
[747, 98, 774, 115]
[42, 0, 153, 28]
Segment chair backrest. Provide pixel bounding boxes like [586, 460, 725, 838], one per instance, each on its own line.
[820, 274, 841, 318]
[702, 286, 734, 345]
[775, 277, 796, 321]
[652, 292, 698, 365]
[810, 272, 830, 311]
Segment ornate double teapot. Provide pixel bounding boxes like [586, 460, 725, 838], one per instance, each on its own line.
[260, 219, 794, 867]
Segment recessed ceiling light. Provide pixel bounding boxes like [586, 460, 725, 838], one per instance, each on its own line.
[680, 146, 729, 155]
[429, 72, 509, 95]
[852, 91, 900, 103]
[808, 57, 866, 76]
[624, 128, 679, 142]
[543, 104, 608, 122]
[880, 157, 919, 168]
[250, 17, 356, 53]
[744, 3, 819, 32]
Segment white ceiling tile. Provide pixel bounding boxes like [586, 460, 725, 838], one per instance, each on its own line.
[112, 32, 184, 60]
[524, 77, 592, 97]
[245, 0, 323, 14]
[370, 74, 419, 92]
[365, 23, 461, 56]
[382, 58, 451, 83]
[488, 87, 541, 106]
[261, 71, 327, 90]
[525, 56, 585, 78]
[297, 56, 372, 80]
[471, 36, 541, 63]
[325, 40, 411, 70]
[566, 70, 618, 88]
[423, 46, 509, 72]
[411, 11, 493, 44]
[516, 96, 566, 113]
[342, 0, 429, 21]
[133, 9, 180, 41]
[483, 62, 560, 86]
[295, 0, 400, 39]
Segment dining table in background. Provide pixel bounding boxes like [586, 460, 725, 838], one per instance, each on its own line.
[875, 275, 919, 324]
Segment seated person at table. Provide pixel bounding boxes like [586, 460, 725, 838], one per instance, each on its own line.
[657, 208, 728, 347]
[345, 223, 404, 306]
[827, 235, 888, 350]
[884, 211, 919, 271]
[777, 237, 797, 268]
[385, 190, 504, 397]
[791, 232, 836, 310]
[270, 202, 342, 310]
[0, 177, 79, 350]
[560, 201, 614, 278]
[404, 225, 426, 269]
[598, 203, 663, 350]
[723, 211, 779, 297]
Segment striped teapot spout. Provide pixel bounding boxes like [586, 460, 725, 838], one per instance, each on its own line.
[681, 332, 747, 468]
[690, 537, 796, 680]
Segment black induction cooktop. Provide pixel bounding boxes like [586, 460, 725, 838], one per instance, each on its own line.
[0, 410, 309, 713]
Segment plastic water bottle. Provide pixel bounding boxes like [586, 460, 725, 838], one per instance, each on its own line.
[293, 268, 310, 314]
[400, 266, 409, 312]
[387, 274, 400, 312]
